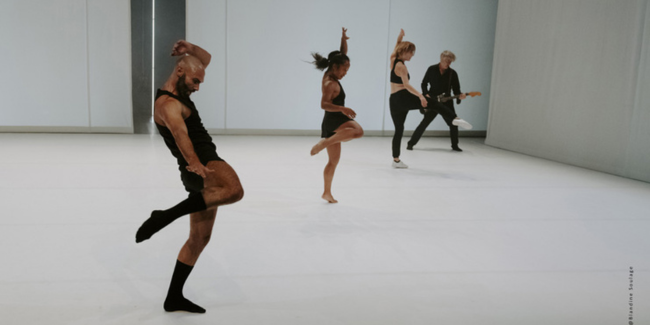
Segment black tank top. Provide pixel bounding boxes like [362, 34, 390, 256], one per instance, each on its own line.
[390, 58, 409, 84]
[154, 89, 216, 166]
[332, 80, 345, 106]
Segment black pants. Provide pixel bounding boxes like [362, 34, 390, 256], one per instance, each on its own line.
[390, 90, 421, 158]
[390, 91, 458, 158]
[408, 101, 459, 148]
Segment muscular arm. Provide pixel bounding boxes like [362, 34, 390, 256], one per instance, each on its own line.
[321, 81, 355, 118]
[189, 43, 211, 67]
[172, 40, 212, 68]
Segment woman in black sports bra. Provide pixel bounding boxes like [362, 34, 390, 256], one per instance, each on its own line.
[309, 27, 364, 203]
[388, 29, 428, 169]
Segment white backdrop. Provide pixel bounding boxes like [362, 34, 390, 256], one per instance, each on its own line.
[0, 0, 132, 132]
[486, 0, 650, 183]
[187, 0, 227, 130]
[0, 0, 89, 129]
[186, 0, 498, 134]
[0, 0, 496, 134]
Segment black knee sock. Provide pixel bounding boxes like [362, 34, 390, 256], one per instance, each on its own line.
[136, 193, 207, 243]
[163, 260, 206, 313]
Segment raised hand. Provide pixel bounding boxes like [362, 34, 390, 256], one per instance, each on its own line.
[342, 27, 349, 40]
[171, 40, 194, 56]
[399, 29, 405, 38]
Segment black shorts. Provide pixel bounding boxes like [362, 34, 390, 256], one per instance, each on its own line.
[178, 146, 224, 195]
[321, 111, 354, 138]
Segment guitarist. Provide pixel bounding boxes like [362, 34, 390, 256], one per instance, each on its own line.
[407, 50, 472, 152]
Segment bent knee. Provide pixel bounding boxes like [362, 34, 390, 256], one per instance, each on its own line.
[228, 184, 244, 203]
[355, 128, 364, 138]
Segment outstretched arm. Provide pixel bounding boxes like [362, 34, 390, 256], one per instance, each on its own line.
[340, 27, 349, 55]
[171, 40, 212, 68]
[390, 29, 405, 61]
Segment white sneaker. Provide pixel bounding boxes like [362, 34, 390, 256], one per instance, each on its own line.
[392, 160, 408, 168]
[452, 118, 472, 130]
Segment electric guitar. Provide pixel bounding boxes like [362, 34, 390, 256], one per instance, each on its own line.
[436, 91, 481, 103]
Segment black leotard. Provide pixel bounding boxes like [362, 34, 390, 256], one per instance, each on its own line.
[321, 80, 353, 138]
[390, 58, 410, 84]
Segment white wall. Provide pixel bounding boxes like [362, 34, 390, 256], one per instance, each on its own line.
[0, 0, 132, 132]
[225, 0, 391, 132]
[0, 0, 496, 134]
[187, 0, 227, 130]
[186, 0, 498, 134]
[486, 0, 650, 183]
[88, 0, 133, 131]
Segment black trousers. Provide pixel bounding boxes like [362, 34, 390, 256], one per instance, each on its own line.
[390, 90, 458, 158]
[408, 101, 459, 148]
[390, 90, 420, 158]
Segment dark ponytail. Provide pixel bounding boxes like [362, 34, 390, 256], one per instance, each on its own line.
[311, 52, 329, 71]
[311, 50, 350, 71]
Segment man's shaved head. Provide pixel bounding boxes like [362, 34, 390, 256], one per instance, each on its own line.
[176, 55, 205, 73]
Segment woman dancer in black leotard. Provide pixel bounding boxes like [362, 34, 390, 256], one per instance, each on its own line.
[310, 27, 363, 203]
[389, 29, 471, 168]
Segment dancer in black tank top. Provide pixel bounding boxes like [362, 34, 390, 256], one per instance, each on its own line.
[135, 40, 244, 314]
[309, 28, 363, 203]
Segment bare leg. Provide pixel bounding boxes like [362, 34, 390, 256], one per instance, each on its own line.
[311, 121, 363, 156]
[178, 208, 217, 265]
[322, 143, 341, 203]
[201, 160, 244, 208]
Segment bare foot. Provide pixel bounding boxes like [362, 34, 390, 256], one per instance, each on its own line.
[311, 139, 327, 156]
[322, 193, 338, 203]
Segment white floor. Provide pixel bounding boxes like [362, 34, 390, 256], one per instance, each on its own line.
[0, 133, 648, 325]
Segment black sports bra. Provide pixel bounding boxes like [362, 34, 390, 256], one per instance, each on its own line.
[390, 58, 410, 84]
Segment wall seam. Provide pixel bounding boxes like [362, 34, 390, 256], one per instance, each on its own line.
[86, 0, 92, 128]
[224, 0, 229, 131]
[381, 0, 392, 135]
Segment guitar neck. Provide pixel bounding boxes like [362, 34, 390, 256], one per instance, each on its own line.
[447, 93, 467, 100]
[436, 91, 481, 103]
[437, 93, 466, 102]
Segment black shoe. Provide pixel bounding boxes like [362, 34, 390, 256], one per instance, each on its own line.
[406, 144, 413, 150]
[451, 146, 463, 152]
